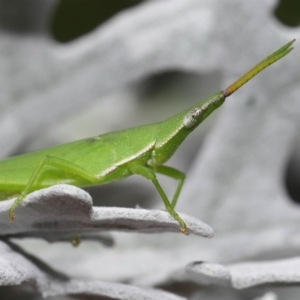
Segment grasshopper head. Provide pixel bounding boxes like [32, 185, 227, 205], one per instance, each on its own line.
[183, 92, 225, 130]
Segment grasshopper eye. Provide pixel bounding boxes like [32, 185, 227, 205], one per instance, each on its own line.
[183, 108, 202, 128]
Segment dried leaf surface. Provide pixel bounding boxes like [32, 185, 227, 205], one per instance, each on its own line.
[0, 185, 213, 237]
[187, 258, 300, 290]
[0, 240, 186, 300]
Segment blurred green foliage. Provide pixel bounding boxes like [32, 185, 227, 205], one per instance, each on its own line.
[274, 0, 300, 27]
[51, 0, 143, 42]
[51, 0, 300, 43]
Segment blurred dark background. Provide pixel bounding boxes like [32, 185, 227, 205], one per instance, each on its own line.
[1, 0, 300, 41]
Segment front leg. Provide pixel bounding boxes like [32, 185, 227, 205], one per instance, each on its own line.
[9, 155, 100, 221]
[155, 165, 185, 208]
[127, 162, 187, 234]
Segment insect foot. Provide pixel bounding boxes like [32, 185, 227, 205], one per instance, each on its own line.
[180, 227, 189, 235]
[8, 200, 19, 222]
[173, 212, 188, 235]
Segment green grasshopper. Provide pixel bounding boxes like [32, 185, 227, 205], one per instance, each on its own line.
[0, 40, 294, 234]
